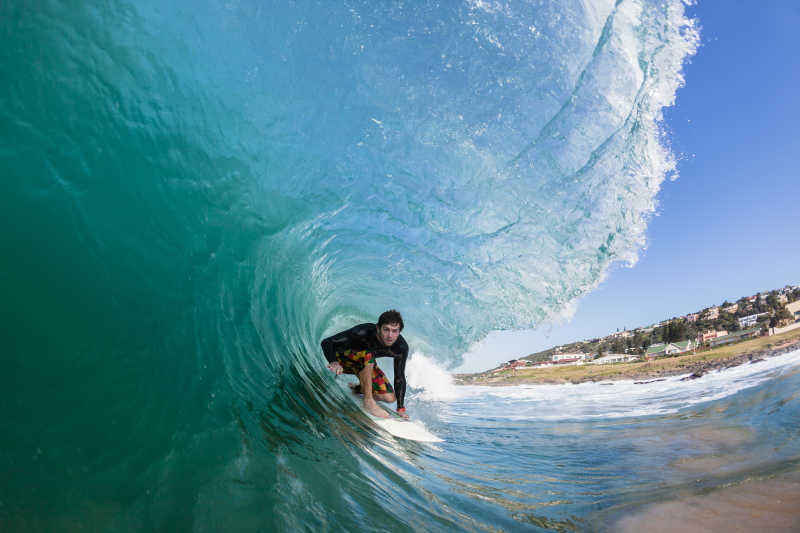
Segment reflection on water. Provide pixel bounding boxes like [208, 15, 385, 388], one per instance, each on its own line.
[612, 468, 800, 533]
[429, 352, 800, 531]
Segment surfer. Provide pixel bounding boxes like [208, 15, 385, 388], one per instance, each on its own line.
[322, 310, 409, 419]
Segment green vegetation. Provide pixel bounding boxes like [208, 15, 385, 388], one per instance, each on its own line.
[457, 327, 800, 386]
[456, 284, 800, 385]
[515, 285, 800, 362]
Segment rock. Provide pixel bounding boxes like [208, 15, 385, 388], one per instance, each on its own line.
[634, 378, 666, 385]
[681, 370, 706, 381]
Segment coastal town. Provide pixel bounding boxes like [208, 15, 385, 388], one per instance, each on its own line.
[460, 283, 800, 383]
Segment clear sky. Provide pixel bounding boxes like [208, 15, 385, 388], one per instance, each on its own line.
[456, 1, 800, 373]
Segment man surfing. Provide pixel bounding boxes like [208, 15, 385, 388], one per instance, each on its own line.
[321, 309, 409, 419]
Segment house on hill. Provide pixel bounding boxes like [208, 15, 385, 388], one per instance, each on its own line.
[722, 303, 738, 314]
[698, 329, 728, 346]
[769, 301, 800, 336]
[551, 352, 589, 365]
[592, 353, 640, 365]
[671, 340, 695, 353]
[739, 313, 768, 328]
[708, 328, 759, 347]
[788, 301, 800, 322]
[646, 339, 696, 360]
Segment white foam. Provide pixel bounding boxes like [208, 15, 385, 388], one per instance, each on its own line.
[441, 349, 800, 421]
[406, 351, 466, 402]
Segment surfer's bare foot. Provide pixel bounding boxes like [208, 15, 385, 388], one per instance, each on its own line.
[364, 399, 389, 418]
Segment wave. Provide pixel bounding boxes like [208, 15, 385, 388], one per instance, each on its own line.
[435, 349, 800, 421]
[0, 0, 699, 530]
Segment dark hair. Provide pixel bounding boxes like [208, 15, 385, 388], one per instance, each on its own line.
[378, 309, 404, 331]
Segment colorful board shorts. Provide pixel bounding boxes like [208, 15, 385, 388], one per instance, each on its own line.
[336, 349, 393, 394]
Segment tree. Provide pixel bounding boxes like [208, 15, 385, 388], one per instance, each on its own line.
[667, 320, 688, 342]
[723, 316, 740, 332]
[766, 293, 779, 309]
[753, 293, 766, 313]
[612, 337, 626, 354]
[770, 306, 793, 328]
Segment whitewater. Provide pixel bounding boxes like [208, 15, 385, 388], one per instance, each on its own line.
[3, 0, 799, 531]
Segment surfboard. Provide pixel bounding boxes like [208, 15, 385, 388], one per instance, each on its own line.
[362, 406, 443, 442]
[345, 382, 442, 442]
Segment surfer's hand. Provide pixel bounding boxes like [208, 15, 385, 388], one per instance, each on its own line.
[396, 408, 409, 419]
[327, 361, 343, 375]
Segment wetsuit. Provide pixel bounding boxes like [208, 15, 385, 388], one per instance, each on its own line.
[321, 323, 408, 409]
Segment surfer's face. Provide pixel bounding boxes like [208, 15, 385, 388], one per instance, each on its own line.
[377, 323, 401, 346]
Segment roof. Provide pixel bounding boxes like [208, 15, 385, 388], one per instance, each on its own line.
[594, 353, 633, 363]
[728, 327, 759, 338]
[646, 343, 667, 354]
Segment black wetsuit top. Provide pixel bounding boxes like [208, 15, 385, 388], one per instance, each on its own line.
[321, 323, 408, 409]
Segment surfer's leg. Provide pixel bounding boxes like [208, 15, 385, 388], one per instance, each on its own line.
[359, 363, 389, 418]
[371, 365, 395, 403]
[350, 385, 394, 403]
[373, 391, 395, 402]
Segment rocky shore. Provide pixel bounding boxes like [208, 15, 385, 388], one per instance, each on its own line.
[678, 340, 797, 381]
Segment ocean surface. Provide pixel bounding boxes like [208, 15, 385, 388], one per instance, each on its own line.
[5, 1, 799, 531]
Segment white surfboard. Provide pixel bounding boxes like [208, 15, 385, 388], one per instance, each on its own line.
[363, 408, 443, 442]
[344, 381, 442, 442]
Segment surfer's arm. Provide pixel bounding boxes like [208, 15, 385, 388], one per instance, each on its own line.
[393, 343, 408, 411]
[320, 323, 372, 363]
[320, 335, 339, 363]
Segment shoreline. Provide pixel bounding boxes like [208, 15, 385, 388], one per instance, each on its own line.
[454, 330, 800, 387]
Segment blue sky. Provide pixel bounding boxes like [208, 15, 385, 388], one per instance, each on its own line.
[456, 1, 800, 372]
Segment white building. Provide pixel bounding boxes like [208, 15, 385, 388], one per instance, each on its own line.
[552, 352, 589, 362]
[592, 353, 639, 365]
[738, 313, 768, 328]
[787, 301, 800, 322]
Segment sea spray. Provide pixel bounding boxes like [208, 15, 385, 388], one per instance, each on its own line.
[406, 352, 464, 402]
[442, 349, 800, 421]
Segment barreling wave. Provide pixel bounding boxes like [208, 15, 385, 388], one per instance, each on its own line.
[0, 0, 698, 530]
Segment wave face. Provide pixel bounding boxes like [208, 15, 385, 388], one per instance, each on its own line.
[0, 0, 699, 530]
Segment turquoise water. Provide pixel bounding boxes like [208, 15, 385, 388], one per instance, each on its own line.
[7, 1, 798, 532]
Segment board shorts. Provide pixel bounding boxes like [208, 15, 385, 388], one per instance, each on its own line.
[336, 349, 393, 394]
